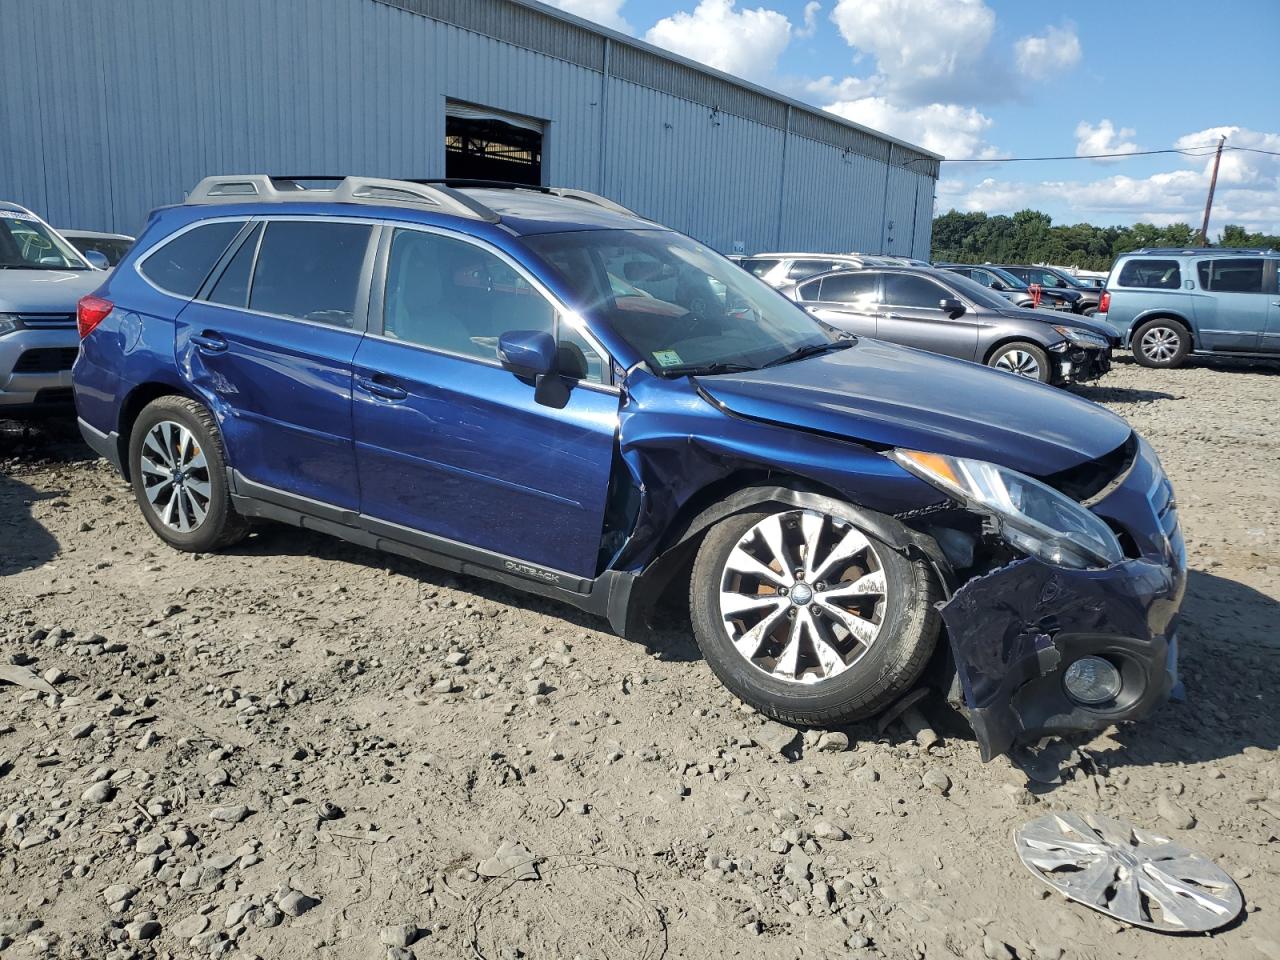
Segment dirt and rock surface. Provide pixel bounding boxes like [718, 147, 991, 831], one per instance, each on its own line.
[1, 355, 1278, 960]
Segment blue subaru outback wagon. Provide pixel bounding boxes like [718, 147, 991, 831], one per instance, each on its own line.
[74, 176, 1185, 759]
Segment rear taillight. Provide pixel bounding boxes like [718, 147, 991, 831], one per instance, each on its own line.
[77, 295, 113, 338]
[1098, 290, 1110, 314]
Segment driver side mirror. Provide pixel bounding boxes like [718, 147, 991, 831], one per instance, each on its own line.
[989, 280, 1006, 291]
[497, 330, 557, 379]
[939, 297, 966, 318]
[83, 250, 111, 270]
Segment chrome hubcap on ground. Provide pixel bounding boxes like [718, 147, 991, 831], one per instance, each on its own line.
[993, 349, 1042, 379]
[1015, 812, 1242, 932]
[717, 509, 889, 685]
[138, 420, 211, 532]
[1140, 326, 1179, 362]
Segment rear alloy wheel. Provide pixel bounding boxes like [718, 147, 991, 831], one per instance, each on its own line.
[689, 507, 939, 726]
[988, 342, 1052, 383]
[128, 396, 248, 552]
[1132, 318, 1190, 368]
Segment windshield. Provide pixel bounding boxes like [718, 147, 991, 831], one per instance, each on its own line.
[983, 265, 1029, 290]
[0, 212, 88, 270]
[936, 270, 1019, 310]
[524, 229, 835, 375]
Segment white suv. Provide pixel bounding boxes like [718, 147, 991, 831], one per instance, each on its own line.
[1, 202, 108, 416]
[736, 252, 897, 288]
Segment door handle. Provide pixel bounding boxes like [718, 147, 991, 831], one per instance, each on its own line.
[355, 374, 408, 401]
[190, 332, 228, 353]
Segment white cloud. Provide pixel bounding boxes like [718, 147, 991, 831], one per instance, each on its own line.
[544, 0, 632, 33]
[824, 97, 1004, 160]
[1075, 119, 1140, 161]
[1014, 24, 1082, 82]
[828, 0, 998, 105]
[645, 1, 796, 82]
[796, 2, 822, 39]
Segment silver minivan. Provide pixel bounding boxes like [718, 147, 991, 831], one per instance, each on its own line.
[1098, 248, 1279, 367]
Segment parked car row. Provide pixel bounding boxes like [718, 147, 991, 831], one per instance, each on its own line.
[61, 174, 1184, 761]
[733, 246, 1280, 372]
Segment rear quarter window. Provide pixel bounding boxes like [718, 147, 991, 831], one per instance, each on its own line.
[140, 221, 244, 297]
[1116, 259, 1182, 289]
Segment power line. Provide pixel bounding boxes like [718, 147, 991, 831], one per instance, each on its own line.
[923, 142, 1225, 164]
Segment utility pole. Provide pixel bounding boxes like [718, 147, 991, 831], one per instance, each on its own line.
[1199, 135, 1226, 245]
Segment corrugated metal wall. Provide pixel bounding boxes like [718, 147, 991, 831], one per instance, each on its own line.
[0, 0, 937, 256]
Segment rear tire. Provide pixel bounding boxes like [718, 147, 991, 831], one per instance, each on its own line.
[1081, 306, 1099, 317]
[988, 341, 1052, 383]
[1132, 318, 1190, 368]
[128, 396, 248, 552]
[688, 506, 940, 726]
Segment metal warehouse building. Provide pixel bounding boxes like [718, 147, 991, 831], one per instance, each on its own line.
[0, 0, 940, 256]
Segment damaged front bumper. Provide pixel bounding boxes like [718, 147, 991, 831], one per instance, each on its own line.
[1053, 345, 1111, 383]
[940, 556, 1183, 760]
[934, 437, 1185, 760]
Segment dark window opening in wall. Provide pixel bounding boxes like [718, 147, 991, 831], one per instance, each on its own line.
[445, 107, 543, 186]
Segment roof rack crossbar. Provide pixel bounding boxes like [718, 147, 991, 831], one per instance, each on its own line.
[184, 175, 501, 223]
[408, 179, 642, 218]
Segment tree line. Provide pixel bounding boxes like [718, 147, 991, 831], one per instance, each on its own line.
[931, 209, 1280, 271]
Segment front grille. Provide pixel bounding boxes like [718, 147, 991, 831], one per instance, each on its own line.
[13, 347, 79, 373]
[17, 313, 76, 329]
[1042, 431, 1139, 502]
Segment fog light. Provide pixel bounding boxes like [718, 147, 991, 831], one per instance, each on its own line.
[1063, 656, 1122, 705]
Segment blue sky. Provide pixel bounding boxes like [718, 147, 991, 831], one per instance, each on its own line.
[547, 0, 1280, 233]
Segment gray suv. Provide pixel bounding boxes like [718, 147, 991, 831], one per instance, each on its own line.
[1099, 247, 1279, 367]
[1, 202, 108, 416]
[785, 266, 1115, 385]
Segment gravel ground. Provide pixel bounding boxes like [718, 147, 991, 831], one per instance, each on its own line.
[1, 355, 1278, 960]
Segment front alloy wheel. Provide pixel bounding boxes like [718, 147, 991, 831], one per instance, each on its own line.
[989, 341, 1052, 383]
[718, 510, 889, 684]
[689, 505, 940, 727]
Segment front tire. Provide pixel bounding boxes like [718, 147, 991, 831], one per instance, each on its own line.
[128, 396, 248, 552]
[1132, 318, 1190, 368]
[689, 507, 940, 726]
[988, 341, 1052, 383]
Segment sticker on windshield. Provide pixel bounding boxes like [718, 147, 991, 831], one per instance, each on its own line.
[2, 212, 39, 222]
[652, 349, 683, 367]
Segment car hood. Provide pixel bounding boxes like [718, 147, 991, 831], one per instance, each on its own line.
[0, 269, 104, 313]
[696, 339, 1132, 478]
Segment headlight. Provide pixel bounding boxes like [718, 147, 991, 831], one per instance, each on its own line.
[1053, 325, 1109, 349]
[892, 449, 1124, 569]
[0, 314, 21, 337]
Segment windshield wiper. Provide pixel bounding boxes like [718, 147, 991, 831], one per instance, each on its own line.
[660, 361, 758, 377]
[762, 339, 854, 368]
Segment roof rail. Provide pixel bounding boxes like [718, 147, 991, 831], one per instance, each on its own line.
[1130, 246, 1275, 256]
[409, 179, 643, 218]
[184, 175, 501, 223]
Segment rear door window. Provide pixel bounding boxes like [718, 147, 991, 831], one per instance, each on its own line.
[248, 220, 373, 328]
[882, 273, 948, 309]
[1117, 259, 1182, 289]
[140, 221, 243, 297]
[817, 272, 879, 306]
[207, 223, 262, 308]
[1196, 258, 1264, 293]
